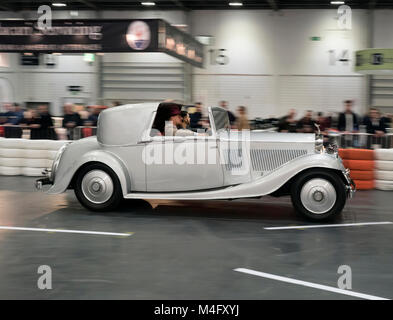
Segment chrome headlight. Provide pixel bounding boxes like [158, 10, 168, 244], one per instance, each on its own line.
[50, 143, 69, 181]
[326, 143, 338, 156]
[315, 137, 324, 153]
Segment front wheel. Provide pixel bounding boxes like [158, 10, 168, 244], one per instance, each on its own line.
[74, 163, 123, 211]
[290, 169, 346, 221]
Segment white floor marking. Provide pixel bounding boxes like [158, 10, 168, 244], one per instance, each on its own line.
[0, 226, 132, 237]
[234, 268, 390, 300]
[264, 221, 393, 230]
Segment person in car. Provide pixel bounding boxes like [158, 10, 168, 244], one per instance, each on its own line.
[152, 102, 183, 136]
[175, 110, 196, 136]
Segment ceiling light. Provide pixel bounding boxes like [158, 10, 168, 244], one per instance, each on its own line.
[141, 2, 156, 6]
[229, 2, 243, 6]
[330, 1, 345, 4]
[52, 3, 67, 7]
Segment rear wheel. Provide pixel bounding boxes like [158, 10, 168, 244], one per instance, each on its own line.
[74, 163, 123, 211]
[290, 169, 346, 221]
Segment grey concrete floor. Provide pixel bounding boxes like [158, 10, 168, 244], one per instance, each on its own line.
[0, 176, 392, 300]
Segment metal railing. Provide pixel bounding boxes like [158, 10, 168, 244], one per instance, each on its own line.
[326, 132, 393, 149]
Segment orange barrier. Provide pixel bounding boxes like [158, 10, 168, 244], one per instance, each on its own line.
[349, 170, 374, 181]
[340, 149, 375, 190]
[82, 127, 93, 138]
[344, 149, 374, 160]
[353, 179, 375, 190]
[342, 159, 374, 171]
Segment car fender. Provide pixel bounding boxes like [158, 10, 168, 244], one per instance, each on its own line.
[47, 150, 130, 196]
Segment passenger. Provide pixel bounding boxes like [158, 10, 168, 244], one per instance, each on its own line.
[175, 110, 195, 136]
[151, 102, 183, 136]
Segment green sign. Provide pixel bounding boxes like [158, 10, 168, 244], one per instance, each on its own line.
[355, 49, 393, 74]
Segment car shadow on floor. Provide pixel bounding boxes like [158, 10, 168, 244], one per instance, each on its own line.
[34, 196, 352, 224]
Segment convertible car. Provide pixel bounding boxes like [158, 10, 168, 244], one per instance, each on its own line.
[36, 103, 355, 221]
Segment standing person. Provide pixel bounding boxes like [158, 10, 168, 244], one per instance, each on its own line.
[21, 109, 41, 139]
[37, 105, 56, 139]
[62, 103, 82, 140]
[235, 106, 250, 131]
[189, 102, 203, 130]
[219, 100, 236, 127]
[297, 110, 316, 133]
[363, 108, 388, 136]
[278, 108, 297, 133]
[337, 100, 359, 132]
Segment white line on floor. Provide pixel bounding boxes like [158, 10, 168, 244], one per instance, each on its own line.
[0, 226, 132, 237]
[234, 268, 390, 300]
[264, 221, 393, 230]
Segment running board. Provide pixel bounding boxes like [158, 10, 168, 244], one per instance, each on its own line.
[124, 185, 262, 201]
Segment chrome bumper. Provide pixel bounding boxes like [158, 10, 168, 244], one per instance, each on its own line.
[35, 169, 52, 191]
[344, 168, 356, 199]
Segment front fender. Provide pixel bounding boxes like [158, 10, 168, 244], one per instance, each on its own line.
[47, 150, 130, 196]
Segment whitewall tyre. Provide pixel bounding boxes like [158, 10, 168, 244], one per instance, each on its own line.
[74, 163, 123, 211]
[291, 169, 347, 221]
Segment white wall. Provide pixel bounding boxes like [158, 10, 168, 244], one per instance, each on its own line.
[191, 9, 369, 118]
[373, 10, 393, 48]
[0, 53, 98, 116]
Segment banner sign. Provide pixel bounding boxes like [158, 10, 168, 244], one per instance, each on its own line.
[355, 49, 393, 74]
[0, 19, 204, 67]
[158, 20, 203, 68]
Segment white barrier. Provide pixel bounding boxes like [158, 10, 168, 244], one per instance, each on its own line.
[0, 138, 70, 177]
[374, 149, 393, 191]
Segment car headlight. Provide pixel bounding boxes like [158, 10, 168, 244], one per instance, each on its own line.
[315, 137, 324, 153]
[50, 143, 69, 182]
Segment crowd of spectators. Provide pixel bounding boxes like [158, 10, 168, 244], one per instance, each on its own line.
[277, 100, 392, 136]
[1, 99, 392, 141]
[0, 102, 107, 139]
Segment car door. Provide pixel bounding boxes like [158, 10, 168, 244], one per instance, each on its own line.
[144, 123, 224, 192]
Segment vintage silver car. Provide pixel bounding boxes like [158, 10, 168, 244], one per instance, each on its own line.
[36, 103, 355, 221]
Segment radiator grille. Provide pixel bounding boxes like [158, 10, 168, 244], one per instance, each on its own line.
[250, 149, 307, 172]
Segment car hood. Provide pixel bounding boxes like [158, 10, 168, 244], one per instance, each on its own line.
[219, 131, 316, 143]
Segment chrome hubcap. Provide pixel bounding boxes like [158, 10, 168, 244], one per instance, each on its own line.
[300, 178, 337, 214]
[81, 170, 114, 204]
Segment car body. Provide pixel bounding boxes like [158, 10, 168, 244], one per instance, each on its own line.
[36, 103, 355, 220]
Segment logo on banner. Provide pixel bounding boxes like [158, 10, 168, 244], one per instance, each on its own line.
[126, 21, 151, 50]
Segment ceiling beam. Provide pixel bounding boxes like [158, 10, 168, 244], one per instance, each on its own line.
[77, 0, 99, 10]
[368, 0, 378, 9]
[266, 0, 279, 11]
[170, 0, 190, 11]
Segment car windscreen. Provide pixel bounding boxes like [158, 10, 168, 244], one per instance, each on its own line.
[211, 107, 230, 133]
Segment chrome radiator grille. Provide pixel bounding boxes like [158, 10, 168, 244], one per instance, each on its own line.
[250, 149, 307, 172]
[222, 148, 307, 172]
